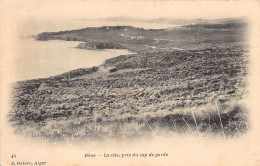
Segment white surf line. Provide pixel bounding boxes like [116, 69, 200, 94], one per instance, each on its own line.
[148, 39, 183, 50]
[119, 33, 182, 50]
[154, 38, 175, 42]
[118, 33, 144, 39]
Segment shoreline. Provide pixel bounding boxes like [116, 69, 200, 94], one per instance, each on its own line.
[14, 38, 135, 82]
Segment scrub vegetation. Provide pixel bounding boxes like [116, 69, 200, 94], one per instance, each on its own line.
[10, 18, 249, 142]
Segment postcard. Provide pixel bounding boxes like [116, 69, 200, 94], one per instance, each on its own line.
[1, 0, 260, 166]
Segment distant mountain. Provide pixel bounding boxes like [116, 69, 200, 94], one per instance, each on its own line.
[35, 18, 247, 52]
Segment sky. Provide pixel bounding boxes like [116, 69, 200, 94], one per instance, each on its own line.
[3, 0, 251, 21]
[1, 0, 250, 35]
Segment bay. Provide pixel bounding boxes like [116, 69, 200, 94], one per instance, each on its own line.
[14, 38, 133, 81]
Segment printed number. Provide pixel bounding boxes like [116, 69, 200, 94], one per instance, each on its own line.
[11, 154, 16, 158]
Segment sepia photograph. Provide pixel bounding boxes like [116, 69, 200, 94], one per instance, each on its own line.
[1, 1, 260, 166]
[11, 17, 249, 142]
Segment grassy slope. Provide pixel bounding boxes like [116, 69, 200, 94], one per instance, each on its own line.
[10, 20, 249, 141]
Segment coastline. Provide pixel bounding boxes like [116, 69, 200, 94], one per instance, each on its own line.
[14, 37, 134, 82]
[10, 21, 249, 141]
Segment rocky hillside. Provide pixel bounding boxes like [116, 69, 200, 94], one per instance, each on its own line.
[10, 42, 249, 141]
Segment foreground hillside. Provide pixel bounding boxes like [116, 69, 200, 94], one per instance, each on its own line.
[10, 42, 249, 141]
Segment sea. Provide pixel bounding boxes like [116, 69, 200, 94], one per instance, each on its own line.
[14, 19, 177, 81]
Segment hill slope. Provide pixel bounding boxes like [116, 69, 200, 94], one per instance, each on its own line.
[10, 20, 249, 141]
